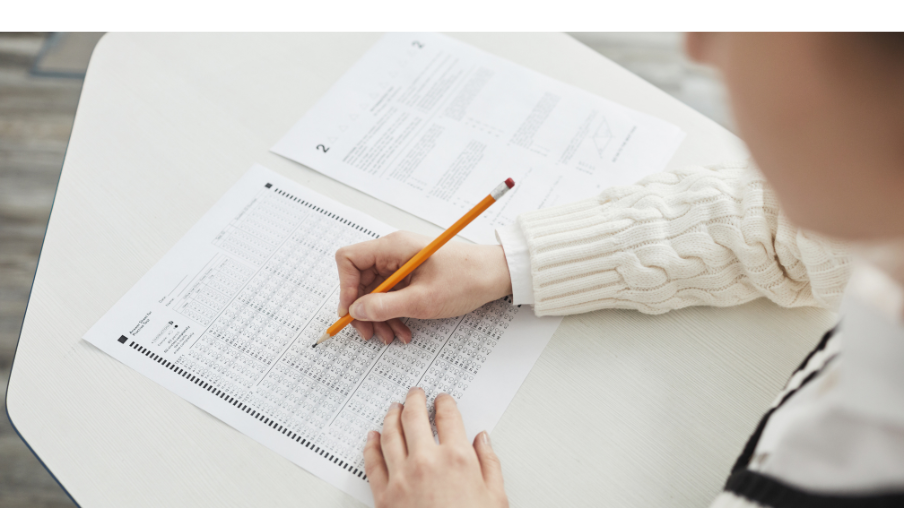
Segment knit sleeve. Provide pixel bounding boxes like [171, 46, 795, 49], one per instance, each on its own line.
[516, 161, 852, 316]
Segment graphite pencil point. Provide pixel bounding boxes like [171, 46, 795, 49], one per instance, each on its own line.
[315, 331, 331, 346]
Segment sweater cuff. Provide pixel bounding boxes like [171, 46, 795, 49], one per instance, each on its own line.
[495, 223, 535, 306]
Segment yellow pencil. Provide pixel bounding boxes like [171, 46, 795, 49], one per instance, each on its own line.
[315, 178, 516, 347]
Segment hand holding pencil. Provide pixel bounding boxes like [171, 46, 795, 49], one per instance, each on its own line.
[323, 180, 516, 346]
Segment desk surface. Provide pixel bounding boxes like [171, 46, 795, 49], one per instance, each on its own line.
[7, 33, 836, 507]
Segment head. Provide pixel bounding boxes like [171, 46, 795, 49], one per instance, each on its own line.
[685, 33, 904, 240]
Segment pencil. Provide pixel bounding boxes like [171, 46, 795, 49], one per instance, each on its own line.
[315, 178, 516, 347]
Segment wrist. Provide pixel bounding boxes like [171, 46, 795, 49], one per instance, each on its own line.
[477, 245, 513, 302]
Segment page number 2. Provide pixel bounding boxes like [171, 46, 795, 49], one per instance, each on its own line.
[316, 144, 330, 153]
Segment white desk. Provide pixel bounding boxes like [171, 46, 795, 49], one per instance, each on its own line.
[7, 33, 836, 507]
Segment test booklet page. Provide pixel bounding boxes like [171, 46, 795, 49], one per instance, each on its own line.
[83, 165, 562, 506]
[273, 32, 685, 244]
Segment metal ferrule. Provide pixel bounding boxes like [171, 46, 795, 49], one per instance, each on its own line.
[490, 182, 511, 200]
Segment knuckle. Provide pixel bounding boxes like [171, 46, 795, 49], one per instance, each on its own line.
[397, 231, 424, 249]
[381, 433, 399, 452]
[409, 453, 435, 475]
[434, 394, 457, 417]
[446, 446, 470, 467]
[482, 450, 501, 466]
[400, 406, 423, 425]
[389, 478, 411, 499]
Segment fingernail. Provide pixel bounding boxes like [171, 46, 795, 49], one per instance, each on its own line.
[350, 302, 369, 321]
[480, 431, 490, 445]
[367, 430, 379, 442]
[407, 386, 423, 397]
[338, 307, 348, 317]
[390, 402, 402, 411]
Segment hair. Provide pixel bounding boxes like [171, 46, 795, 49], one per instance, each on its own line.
[823, 33, 904, 93]
[860, 32, 904, 56]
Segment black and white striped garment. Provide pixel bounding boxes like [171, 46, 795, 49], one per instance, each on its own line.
[710, 326, 904, 508]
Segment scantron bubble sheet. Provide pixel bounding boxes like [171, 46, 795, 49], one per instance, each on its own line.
[84, 164, 562, 506]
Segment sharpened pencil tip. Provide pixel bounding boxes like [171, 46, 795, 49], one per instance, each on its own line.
[314, 331, 331, 347]
[311, 343, 316, 348]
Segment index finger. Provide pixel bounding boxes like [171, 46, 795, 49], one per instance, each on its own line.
[401, 387, 436, 453]
[334, 240, 378, 317]
[434, 393, 469, 446]
[334, 233, 424, 317]
[363, 431, 388, 497]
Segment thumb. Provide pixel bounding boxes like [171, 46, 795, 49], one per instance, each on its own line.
[474, 431, 505, 494]
[349, 288, 427, 322]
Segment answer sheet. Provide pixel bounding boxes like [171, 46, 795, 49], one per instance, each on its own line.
[84, 165, 562, 506]
[273, 32, 685, 244]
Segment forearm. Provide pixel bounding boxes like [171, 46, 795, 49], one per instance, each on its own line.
[499, 162, 852, 316]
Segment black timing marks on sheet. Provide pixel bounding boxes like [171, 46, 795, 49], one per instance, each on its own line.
[123, 338, 368, 481]
[267, 183, 379, 240]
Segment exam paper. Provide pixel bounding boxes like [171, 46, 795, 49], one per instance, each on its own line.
[84, 165, 562, 506]
[273, 32, 685, 244]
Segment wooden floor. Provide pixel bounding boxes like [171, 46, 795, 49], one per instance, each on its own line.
[1, 32, 85, 508]
[0, 32, 730, 508]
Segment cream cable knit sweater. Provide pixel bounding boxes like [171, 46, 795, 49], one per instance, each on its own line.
[515, 161, 852, 316]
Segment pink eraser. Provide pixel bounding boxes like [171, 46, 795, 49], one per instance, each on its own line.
[505, 178, 515, 188]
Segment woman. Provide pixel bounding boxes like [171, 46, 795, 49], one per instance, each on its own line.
[334, 33, 904, 507]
